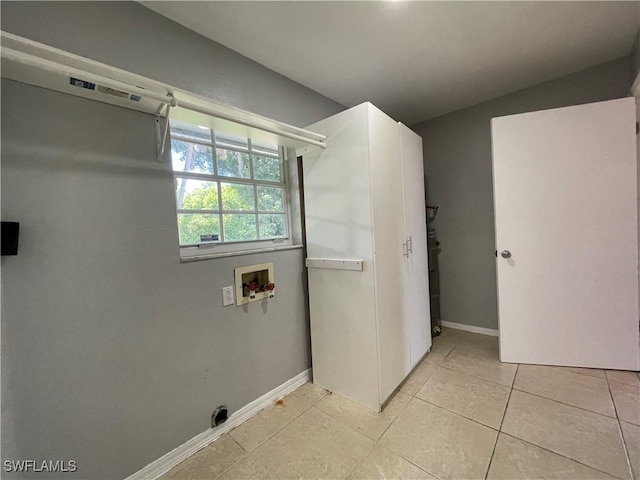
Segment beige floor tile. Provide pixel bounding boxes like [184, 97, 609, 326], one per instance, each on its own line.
[433, 327, 467, 346]
[416, 367, 510, 429]
[502, 390, 632, 480]
[514, 365, 615, 417]
[440, 347, 517, 387]
[400, 360, 439, 395]
[217, 456, 276, 480]
[620, 421, 640, 480]
[229, 393, 310, 452]
[607, 370, 640, 388]
[457, 332, 500, 355]
[487, 434, 616, 480]
[251, 407, 374, 479]
[292, 381, 330, 405]
[561, 366, 606, 379]
[610, 381, 640, 425]
[159, 435, 246, 480]
[382, 390, 413, 417]
[316, 391, 411, 441]
[347, 445, 437, 480]
[423, 342, 454, 365]
[379, 397, 498, 480]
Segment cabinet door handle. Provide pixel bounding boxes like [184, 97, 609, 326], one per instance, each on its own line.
[407, 236, 413, 254]
[402, 241, 409, 257]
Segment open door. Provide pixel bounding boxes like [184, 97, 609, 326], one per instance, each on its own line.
[492, 97, 639, 370]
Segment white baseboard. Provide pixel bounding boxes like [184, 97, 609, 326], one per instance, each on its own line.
[440, 321, 499, 337]
[125, 368, 311, 480]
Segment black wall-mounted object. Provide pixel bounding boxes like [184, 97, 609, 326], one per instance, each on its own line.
[1, 222, 20, 256]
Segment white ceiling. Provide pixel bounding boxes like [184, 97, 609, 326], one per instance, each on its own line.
[141, 1, 640, 125]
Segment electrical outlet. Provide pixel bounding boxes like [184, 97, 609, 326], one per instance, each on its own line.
[222, 286, 234, 307]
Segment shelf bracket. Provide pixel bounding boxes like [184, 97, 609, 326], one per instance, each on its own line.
[154, 103, 171, 163]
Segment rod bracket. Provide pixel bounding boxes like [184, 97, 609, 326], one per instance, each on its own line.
[154, 105, 171, 163]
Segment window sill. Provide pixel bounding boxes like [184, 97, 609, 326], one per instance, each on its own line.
[179, 244, 303, 263]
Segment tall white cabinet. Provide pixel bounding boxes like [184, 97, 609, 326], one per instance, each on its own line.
[399, 124, 432, 369]
[302, 103, 431, 411]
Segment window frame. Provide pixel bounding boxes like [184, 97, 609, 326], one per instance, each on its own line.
[170, 123, 293, 259]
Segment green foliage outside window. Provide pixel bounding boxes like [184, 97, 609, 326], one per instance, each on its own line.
[171, 130, 287, 246]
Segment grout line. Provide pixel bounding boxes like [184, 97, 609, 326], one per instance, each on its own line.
[498, 432, 630, 480]
[341, 443, 373, 480]
[502, 380, 631, 480]
[609, 379, 640, 391]
[375, 395, 412, 441]
[341, 424, 379, 480]
[411, 395, 500, 433]
[375, 443, 444, 480]
[606, 374, 636, 480]
[501, 364, 518, 431]
[618, 421, 639, 480]
[484, 364, 518, 480]
[606, 373, 622, 421]
[561, 366, 608, 379]
[510, 387, 617, 419]
[229, 391, 314, 455]
[437, 364, 514, 389]
[211, 436, 254, 480]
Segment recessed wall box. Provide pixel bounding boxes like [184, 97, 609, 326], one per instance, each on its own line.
[234, 262, 275, 306]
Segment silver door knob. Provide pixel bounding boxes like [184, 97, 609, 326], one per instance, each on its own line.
[501, 250, 512, 258]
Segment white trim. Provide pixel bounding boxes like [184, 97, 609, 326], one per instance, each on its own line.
[441, 321, 499, 337]
[125, 369, 311, 480]
[180, 244, 303, 263]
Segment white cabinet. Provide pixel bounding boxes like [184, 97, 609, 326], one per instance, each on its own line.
[302, 103, 431, 411]
[399, 124, 432, 369]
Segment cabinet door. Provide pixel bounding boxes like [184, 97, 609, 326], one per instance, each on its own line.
[369, 105, 409, 405]
[399, 124, 432, 369]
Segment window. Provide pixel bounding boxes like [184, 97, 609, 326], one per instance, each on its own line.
[170, 119, 291, 257]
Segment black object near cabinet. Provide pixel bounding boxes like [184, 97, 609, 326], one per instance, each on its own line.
[1, 222, 19, 256]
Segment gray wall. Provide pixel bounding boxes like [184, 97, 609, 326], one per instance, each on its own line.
[632, 29, 640, 89]
[1, 2, 343, 479]
[412, 57, 633, 331]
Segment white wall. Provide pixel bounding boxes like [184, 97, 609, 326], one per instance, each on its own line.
[412, 57, 633, 331]
[0, 2, 344, 479]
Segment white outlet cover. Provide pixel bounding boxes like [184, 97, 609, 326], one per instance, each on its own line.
[222, 286, 234, 307]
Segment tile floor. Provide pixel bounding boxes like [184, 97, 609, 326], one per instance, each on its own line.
[161, 327, 640, 480]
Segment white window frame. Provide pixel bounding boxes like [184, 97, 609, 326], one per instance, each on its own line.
[170, 123, 294, 259]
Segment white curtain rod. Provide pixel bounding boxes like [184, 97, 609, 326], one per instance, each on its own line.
[1, 37, 326, 149]
[1, 47, 177, 107]
[174, 98, 326, 149]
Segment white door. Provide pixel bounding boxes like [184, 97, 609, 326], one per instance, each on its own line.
[492, 97, 639, 370]
[399, 124, 432, 369]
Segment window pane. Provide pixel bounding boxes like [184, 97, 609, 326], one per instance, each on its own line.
[215, 131, 248, 151]
[257, 186, 284, 212]
[170, 120, 212, 142]
[253, 155, 282, 182]
[217, 149, 251, 178]
[171, 140, 214, 174]
[177, 214, 220, 246]
[259, 214, 287, 239]
[175, 179, 218, 210]
[223, 214, 257, 241]
[221, 183, 255, 211]
[252, 140, 279, 156]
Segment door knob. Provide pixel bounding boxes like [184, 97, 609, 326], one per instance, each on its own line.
[501, 250, 512, 259]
